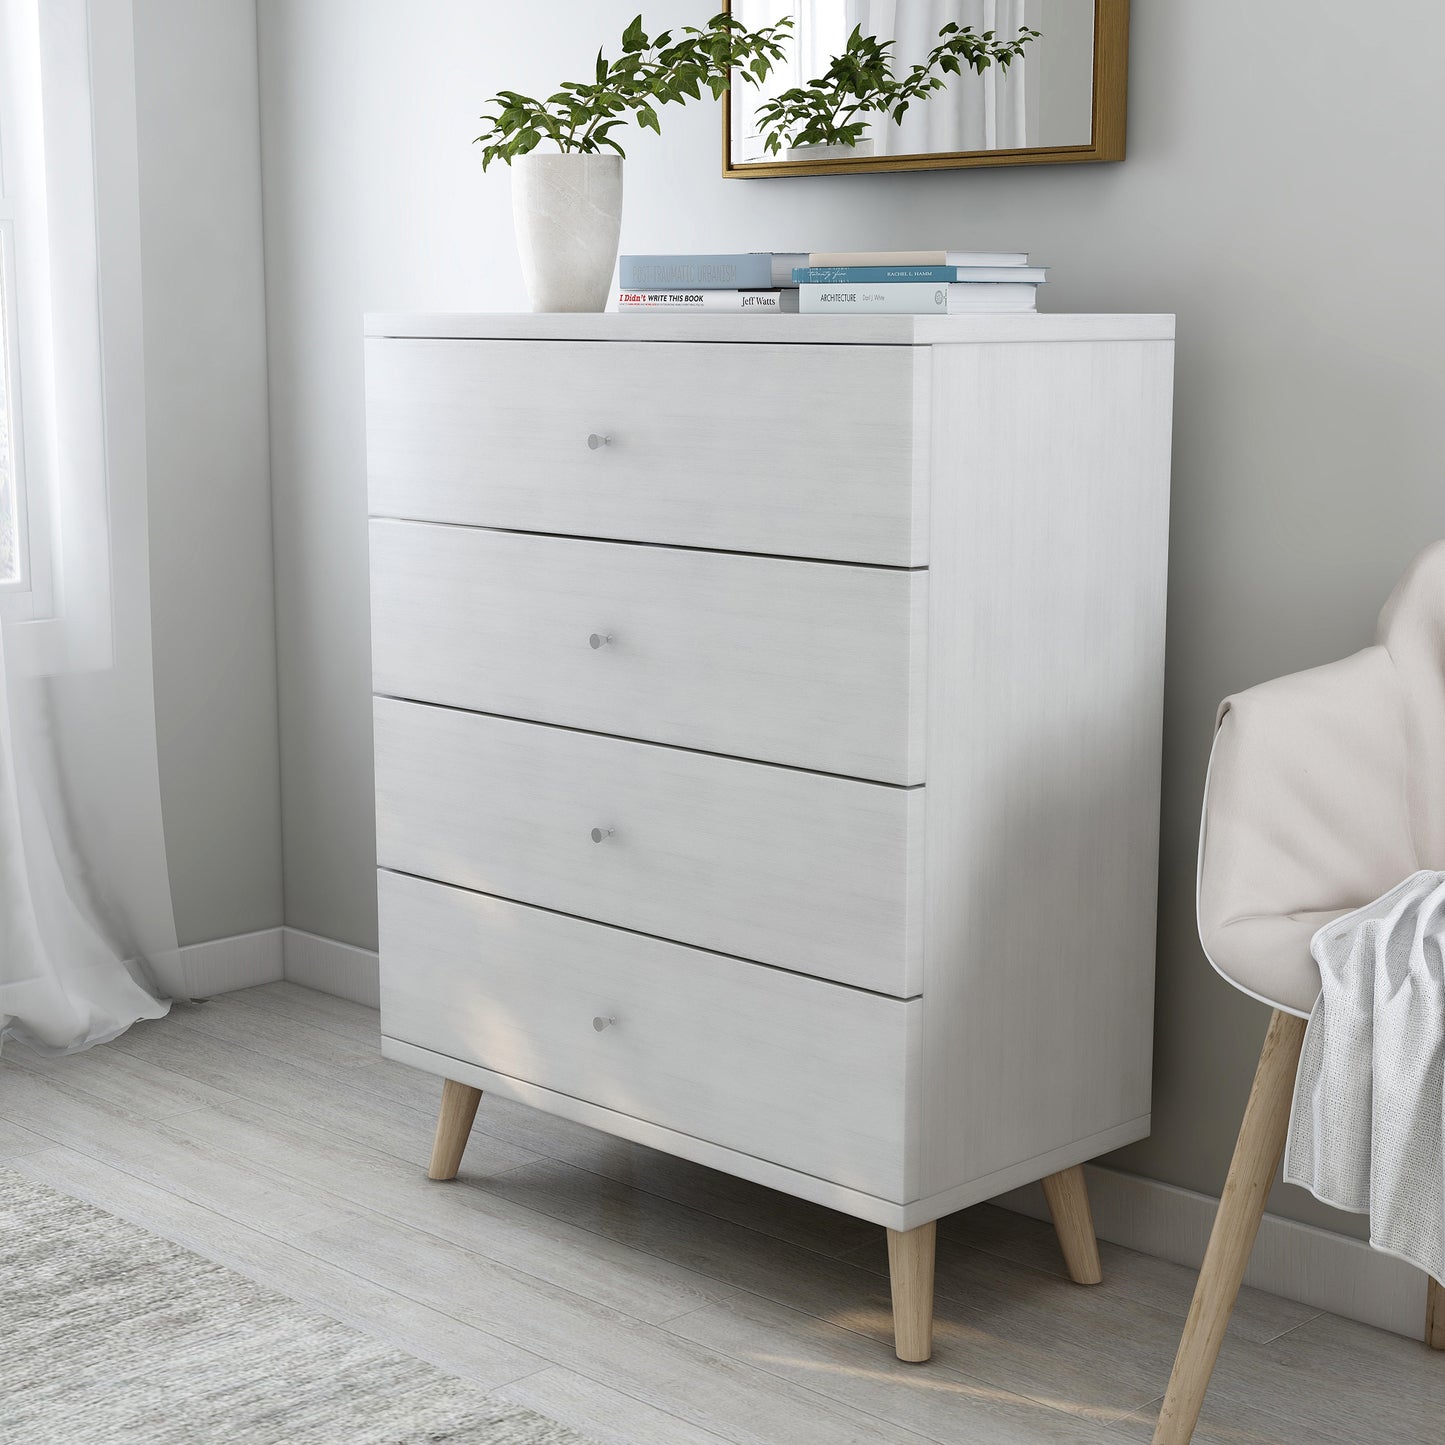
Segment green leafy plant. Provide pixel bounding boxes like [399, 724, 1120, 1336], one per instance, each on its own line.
[475, 12, 793, 168]
[753, 21, 1041, 155]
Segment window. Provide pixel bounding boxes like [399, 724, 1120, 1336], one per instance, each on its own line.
[1, 0, 129, 669]
[1, 0, 80, 642]
[0, 221, 27, 592]
[0, 0, 44, 618]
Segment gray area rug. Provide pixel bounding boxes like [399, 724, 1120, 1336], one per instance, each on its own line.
[0, 1170, 592, 1444]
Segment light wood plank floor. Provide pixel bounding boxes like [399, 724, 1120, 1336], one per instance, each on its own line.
[3, 982, 1441, 1444]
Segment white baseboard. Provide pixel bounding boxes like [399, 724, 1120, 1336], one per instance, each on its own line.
[177, 925, 379, 1008]
[281, 928, 380, 1009]
[179, 928, 283, 996]
[995, 1164, 1430, 1341]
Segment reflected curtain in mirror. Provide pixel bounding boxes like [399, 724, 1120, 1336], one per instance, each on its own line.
[852, 1, 1032, 155]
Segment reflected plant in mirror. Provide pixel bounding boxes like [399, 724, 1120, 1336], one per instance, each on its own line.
[752, 20, 1040, 158]
[725, 0, 1127, 176]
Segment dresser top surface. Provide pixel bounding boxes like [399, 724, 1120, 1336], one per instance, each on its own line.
[364, 312, 1175, 345]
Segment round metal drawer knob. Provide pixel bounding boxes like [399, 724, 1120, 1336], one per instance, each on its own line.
[586, 433, 612, 450]
[588, 632, 614, 650]
[593, 1015, 616, 1032]
[590, 826, 615, 843]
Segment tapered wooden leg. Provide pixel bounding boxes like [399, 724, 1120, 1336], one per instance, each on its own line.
[1153, 1010, 1307, 1445]
[1042, 1164, 1103, 1285]
[887, 1220, 936, 1363]
[1427, 1277, 1445, 1351]
[427, 1078, 483, 1181]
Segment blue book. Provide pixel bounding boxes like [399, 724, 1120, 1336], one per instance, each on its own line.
[796, 264, 1049, 285]
[793, 265, 958, 284]
[619, 252, 806, 290]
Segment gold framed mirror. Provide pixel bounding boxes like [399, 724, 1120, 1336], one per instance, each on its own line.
[722, 0, 1127, 178]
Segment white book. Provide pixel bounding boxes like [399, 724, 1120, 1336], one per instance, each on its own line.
[949, 265, 1047, 284]
[807, 249, 1029, 268]
[616, 289, 800, 312]
[798, 282, 1037, 315]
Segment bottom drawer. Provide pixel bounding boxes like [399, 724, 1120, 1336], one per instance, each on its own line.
[379, 870, 920, 1201]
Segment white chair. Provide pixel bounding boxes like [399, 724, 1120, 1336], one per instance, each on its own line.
[1153, 541, 1445, 1444]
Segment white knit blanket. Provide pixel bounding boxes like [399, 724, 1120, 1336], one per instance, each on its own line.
[1284, 870, 1445, 1278]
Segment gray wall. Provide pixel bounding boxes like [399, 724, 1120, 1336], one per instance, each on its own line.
[254, 0, 1445, 1232]
[134, 0, 283, 946]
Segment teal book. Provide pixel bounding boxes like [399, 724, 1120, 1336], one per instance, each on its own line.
[795, 264, 1048, 285]
[793, 265, 958, 284]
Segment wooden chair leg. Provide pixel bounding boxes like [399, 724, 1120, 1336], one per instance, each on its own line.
[1427, 1277, 1445, 1351]
[1042, 1163, 1103, 1284]
[887, 1220, 937, 1363]
[427, 1078, 483, 1181]
[1153, 1010, 1307, 1445]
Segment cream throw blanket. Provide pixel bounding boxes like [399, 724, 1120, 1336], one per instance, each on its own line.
[1285, 870, 1445, 1279]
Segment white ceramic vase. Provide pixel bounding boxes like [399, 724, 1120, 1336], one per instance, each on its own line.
[511, 152, 624, 313]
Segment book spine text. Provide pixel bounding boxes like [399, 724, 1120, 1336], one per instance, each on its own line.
[797, 284, 948, 315]
[794, 266, 957, 284]
[617, 290, 791, 311]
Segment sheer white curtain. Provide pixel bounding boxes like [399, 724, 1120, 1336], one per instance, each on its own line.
[0, 0, 179, 1054]
[845, 0, 1030, 154]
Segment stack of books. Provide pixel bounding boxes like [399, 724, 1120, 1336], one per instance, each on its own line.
[618, 253, 805, 312]
[617, 250, 1045, 315]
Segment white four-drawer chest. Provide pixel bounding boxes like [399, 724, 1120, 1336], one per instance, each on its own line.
[365, 311, 1175, 1360]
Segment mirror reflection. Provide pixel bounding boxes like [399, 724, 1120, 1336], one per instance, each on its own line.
[728, 1, 1096, 167]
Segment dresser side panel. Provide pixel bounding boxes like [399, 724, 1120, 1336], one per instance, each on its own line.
[920, 338, 1174, 1198]
[908, 346, 934, 583]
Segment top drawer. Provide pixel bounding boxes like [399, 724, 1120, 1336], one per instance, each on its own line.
[364, 338, 929, 566]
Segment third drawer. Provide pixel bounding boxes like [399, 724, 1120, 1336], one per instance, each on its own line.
[374, 697, 925, 996]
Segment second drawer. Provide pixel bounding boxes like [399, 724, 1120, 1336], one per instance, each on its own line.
[374, 699, 926, 996]
[370, 520, 928, 785]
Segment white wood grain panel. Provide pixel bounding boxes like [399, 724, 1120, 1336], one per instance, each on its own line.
[373, 700, 924, 995]
[364, 312, 1177, 345]
[919, 338, 1175, 1198]
[378, 872, 919, 1202]
[365, 339, 928, 566]
[369, 523, 927, 784]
